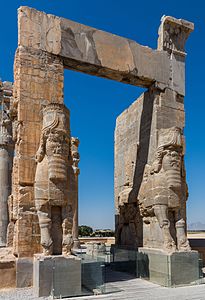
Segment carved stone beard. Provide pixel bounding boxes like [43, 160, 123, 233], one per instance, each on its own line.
[45, 129, 70, 183]
[162, 147, 182, 192]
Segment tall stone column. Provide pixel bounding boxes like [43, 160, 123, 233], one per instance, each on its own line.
[0, 147, 10, 246]
[115, 16, 194, 252]
[71, 137, 80, 250]
[0, 81, 13, 247]
[12, 46, 64, 257]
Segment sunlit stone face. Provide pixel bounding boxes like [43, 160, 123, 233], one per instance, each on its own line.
[46, 128, 69, 157]
[162, 146, 182, 191]
[42, 105, 70, 183]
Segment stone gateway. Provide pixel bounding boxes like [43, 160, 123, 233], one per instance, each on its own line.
[0, 5, 197, 292]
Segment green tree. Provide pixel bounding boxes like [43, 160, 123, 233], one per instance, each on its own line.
[78, 225, 93, 237]
[91, 229, 115, 237]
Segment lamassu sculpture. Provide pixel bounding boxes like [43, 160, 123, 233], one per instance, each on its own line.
[138, 127, 191, 252]
[34, 103, 73, 255]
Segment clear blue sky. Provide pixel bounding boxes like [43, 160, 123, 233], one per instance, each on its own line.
[0, 0, 204, 229]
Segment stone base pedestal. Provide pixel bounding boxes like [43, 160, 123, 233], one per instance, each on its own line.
[110, 246, 138, 276]
[138, 248, 200, 286]
[82, 259, 105, 292]
[33, 254, 81, 298]
[0, 259, 16, 289]
[16, 258, 33, 288]
[0, 247, 16, 289]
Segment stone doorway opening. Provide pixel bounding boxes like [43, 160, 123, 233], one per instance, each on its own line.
[64, 68, 145, 232]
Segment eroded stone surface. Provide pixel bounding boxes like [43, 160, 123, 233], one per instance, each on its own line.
[0, 247, 16, 289]
[158, 16, 194, 96]
[18, 6, 171, 89]
[0, 81, 14, 247]
[71, 137, 80, 249]
[138, 127, 190, 252]
[115, 86, 190, 253]
[114, 15, 193, 251]
[9, 46, 64, 257]
[33, 254, 81, 297]
[34, 103, 73, 256]
[0, 6, 194, 289]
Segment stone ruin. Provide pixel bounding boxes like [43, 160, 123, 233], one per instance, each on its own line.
[0, 6, 198, 294]
[0, 81, 14, 248]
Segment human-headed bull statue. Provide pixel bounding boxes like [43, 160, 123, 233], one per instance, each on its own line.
[34, 103, 73, 256]
[138, 127, 191, 253]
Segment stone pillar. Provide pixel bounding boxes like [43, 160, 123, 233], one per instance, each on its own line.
[33, 254, 81, 298]
[0, 81, 13, 247]
[114, 17, 194, 253]
[114, 89, 157, 249]
[0, 147, 10, 246]
[34, 103, 73, 256]
[12, 45, 64, 257]
[71, 137, 80, 250]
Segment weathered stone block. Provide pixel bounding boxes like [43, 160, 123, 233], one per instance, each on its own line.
[18, 102, 41, 123]
[82, 259, 104, 292]
[0, 260, 16, 289]
[17, 121, 41, 157]
[1, 5, 194, 278]
[33, 254, 81, 297]
[18, 6, 61, 55]
[17, 6, 172, 89]
[18, 158, 36, 185]
[13, 212, 40, 258]
[138, 248, 200, 286]
[16, 257, 33, 287]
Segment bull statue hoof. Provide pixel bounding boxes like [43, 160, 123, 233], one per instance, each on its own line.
[164, 239, 176, 253]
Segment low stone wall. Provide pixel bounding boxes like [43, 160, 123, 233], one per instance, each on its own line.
[79, 237, 115, 246]
[188, 234, 205, 266]
[80, 236, 205, 266]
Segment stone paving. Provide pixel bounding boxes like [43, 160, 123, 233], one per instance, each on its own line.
[0, 270, 205, 300]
